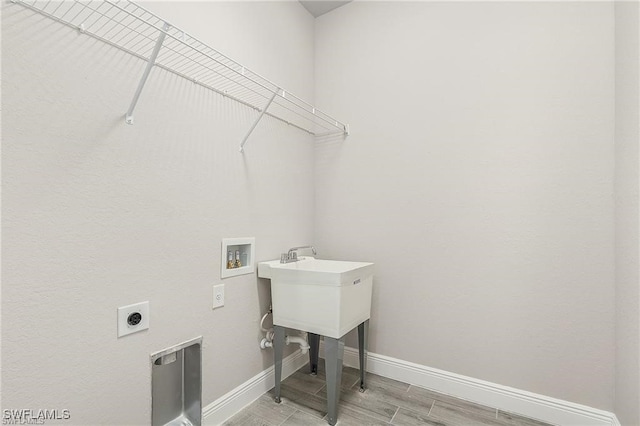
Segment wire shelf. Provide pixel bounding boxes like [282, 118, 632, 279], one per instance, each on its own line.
[13, 0, 349, 149]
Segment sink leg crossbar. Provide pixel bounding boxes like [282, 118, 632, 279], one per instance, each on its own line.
[272, 320, 370, 426]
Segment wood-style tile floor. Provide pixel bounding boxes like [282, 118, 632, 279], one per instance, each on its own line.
[222, 360, 555, 426]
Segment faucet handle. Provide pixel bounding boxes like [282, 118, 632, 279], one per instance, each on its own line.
[280, 251, 301, 264]
[280, 246, 313, 263]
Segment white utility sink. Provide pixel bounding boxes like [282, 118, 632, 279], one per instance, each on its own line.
[258, 257, 374, 338]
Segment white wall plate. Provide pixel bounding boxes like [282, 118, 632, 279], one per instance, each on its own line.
[117, 301, 150, 337]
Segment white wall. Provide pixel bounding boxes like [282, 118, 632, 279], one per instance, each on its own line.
[315, 1, 616, 411]
[614, 1, 640, 424]
[2, 2, 314, 423]
[4, 0, 635, 422]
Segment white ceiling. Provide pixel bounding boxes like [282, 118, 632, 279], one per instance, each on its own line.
[299, 1, 352, 18]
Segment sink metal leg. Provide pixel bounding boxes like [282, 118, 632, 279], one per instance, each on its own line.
[324, 336, 345, 426]
[358, 319, 369, 392]
[308, 333, 321, 375]
[273, 325, 285, 403]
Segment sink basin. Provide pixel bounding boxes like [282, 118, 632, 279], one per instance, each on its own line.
[258, 257, 374, 338]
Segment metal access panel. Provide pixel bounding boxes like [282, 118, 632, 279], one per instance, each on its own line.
[151, 337, 202, 426]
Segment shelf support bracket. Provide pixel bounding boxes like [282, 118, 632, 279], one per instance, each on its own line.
[125, 22, 170, 125]
[239, 89, 279, 153]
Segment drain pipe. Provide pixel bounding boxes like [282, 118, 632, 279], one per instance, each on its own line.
[262, 332, 310, 354]
[259, 309, 309, 354]
[285, 335, 310, 354]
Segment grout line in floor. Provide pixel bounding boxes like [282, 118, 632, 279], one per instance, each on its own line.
[389, 406, 400, 425]
[278, 408, 297, 426]
[347, 377, 360, 389]
[427, 399, 435, 416]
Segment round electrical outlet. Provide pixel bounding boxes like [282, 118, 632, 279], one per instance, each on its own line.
[127, 312, 142, 326]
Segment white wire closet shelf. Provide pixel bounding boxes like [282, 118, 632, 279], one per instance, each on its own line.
[14, 0, 349, 151]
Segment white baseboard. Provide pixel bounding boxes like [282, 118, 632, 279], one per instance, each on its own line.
[202, 350, 308, 425]
[321, 342, 619, 426]
[201, 344, 620, 426]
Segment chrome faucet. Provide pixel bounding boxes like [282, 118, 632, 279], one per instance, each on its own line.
[280, 245, 317, 263]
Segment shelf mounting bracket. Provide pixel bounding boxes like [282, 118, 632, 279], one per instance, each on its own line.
[239, 89, 279, 153]
[125, 22, 170, 125]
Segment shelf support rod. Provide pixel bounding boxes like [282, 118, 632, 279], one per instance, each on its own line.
[239, 89, 279, 153]
[125, 22, 170, 125]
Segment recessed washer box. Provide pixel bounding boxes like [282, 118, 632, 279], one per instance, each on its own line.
[221, 237, 255, 279]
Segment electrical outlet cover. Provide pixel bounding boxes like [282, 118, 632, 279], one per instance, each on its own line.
[213, 284, 224, 309]
[117, 301, 150, 337]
